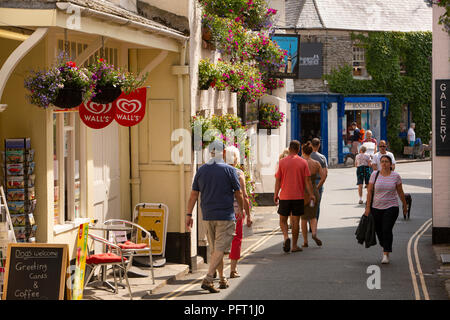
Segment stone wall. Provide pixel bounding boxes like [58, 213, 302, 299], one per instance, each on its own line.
[291, 30, 354, 93]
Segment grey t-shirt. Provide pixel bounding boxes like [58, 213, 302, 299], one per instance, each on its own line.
[311, 151, 328, 169]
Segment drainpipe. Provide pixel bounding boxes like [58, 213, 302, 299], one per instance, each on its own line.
[129, 49, 140, 213]
[176, 42, 188, 234]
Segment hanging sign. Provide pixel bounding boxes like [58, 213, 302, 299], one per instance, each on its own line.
[114, 87, 147, 127]
[270, 34, 300, 79]
[79, 101, 115, 129]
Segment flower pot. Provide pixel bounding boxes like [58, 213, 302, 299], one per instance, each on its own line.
[53, 88, 84, 109]
[92, 85, 122, 104]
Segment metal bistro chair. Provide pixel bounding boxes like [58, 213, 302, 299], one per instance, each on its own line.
[84, 233, 133, 299]
[104, 219, 155, 284]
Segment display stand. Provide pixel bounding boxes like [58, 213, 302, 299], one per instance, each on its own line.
[0, 186, 16, 299]
[2, 138, 36, 244]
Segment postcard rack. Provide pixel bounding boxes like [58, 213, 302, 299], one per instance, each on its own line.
[2, 138, 37, 243]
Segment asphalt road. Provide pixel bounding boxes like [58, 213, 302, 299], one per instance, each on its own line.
[147, 161, 448, 301]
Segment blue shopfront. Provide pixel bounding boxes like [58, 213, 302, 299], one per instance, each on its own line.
[287, 93, 389, 164]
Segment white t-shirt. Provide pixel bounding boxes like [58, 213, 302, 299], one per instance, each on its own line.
[408, 128, 416, 143]
[372, 151, 396, 170]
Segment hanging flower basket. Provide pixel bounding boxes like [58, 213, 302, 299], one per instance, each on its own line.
[258, 103, 285, 131]
[91, 85, 122, 104]
[89, 58, 147, 103]
[53, 87, 85, 109]
[24, 55, 94, 109]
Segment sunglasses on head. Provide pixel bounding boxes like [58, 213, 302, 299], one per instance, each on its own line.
[379, 146, 386, 148]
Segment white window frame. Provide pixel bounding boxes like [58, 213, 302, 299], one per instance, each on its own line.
[352, 43, 370, 79]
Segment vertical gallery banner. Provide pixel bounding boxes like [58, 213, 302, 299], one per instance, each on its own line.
[436, 79, 450, 156]
[299, 42, 323, 79]
[270, 34, 300, 79]
[79, 101, 115, 129]
[114, 87, 147, 127]
[72, 223, 89, 300]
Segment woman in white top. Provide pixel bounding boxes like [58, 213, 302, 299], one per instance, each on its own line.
[365, 155, 408, 264]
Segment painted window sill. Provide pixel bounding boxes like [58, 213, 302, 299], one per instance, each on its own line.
[53, 218, 91, 235]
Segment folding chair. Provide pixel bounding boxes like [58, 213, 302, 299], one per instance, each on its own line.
[104, 219, 155, 284]
[84, 233, 133, 299]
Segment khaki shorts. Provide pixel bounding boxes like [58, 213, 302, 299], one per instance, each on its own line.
[203, 220, 236, 253]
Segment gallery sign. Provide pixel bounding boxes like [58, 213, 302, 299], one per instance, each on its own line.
[299, 42, 323, 79]
[435, 79, 450, 156]
[270, 34, 300, 79]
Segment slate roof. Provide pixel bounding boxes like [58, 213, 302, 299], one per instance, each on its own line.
[285, 0, 432, 32]
[0, 0, 188, 36]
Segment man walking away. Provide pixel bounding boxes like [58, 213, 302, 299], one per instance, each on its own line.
[310, 138, 328, 221]
[274, 140, 315, 253]
[186, 141, 245, 293]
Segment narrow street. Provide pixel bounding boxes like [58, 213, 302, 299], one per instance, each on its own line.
[144, 161, 448, 301]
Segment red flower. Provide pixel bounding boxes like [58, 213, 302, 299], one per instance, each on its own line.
[66, 61, 76, 68]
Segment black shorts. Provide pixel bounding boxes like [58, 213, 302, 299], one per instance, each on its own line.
[278, 200, 305, 216]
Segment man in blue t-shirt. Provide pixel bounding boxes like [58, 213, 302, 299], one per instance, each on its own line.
[186, 141, 244, 293]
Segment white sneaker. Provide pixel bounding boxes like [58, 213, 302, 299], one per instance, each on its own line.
[381, 255, 390, 264]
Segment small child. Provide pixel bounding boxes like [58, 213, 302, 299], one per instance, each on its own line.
[355, 145, 372, 204]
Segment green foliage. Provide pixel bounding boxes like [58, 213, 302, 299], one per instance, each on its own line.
[325, 32, 432, 154]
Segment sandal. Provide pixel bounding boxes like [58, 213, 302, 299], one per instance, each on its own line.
[283, 238, 291, 253]
[201, 279, 220, 293]
[302, 243, 308, 248]
[230, 271, 240, 278]
[312, 235, 323, 246]
[219, 278, 229, 289]
[291, 247, 303, 252]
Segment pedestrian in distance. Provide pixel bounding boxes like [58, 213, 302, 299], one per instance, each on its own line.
[310, 138, 328, 222]
[186, 140, 245, 293]
[350, 122, 361, 155]
[372, 140, 396, 171]
[301, 142, 325, 247]
[355, 145, 372, 204]
[407, 123, 416, 159]
[407, 123, 416, 147]
[224, 146, 252, 279]
[274, 140, 315, 253]
[276, 148, 291, 228]
[361, 129, 378, 155]
[365, 155, 408, 264]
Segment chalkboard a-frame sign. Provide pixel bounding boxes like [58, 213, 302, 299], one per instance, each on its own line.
[2, 243, 69, 300]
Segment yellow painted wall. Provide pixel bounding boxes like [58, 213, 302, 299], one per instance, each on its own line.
[135, 48, 191, 234]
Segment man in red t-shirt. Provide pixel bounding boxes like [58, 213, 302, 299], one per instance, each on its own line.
[274, 140, 315, 253]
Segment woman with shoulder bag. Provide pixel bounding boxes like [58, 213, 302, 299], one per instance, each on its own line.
[365, 155, 408, 264]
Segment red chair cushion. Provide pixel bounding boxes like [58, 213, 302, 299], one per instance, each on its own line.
[117, 241, 148, 250]
[86, 253, 127, 264]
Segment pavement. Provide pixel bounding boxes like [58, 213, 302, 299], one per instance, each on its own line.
[82, 158, 450, 300]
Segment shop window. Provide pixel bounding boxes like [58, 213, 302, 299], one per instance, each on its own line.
[53, 112, 85, 225]
[352, 44, 368, 78]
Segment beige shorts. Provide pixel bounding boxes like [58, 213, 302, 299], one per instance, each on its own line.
[203, 220, 236, 253]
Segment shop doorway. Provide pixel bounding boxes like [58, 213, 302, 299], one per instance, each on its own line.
[298, 104, 321, 144]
